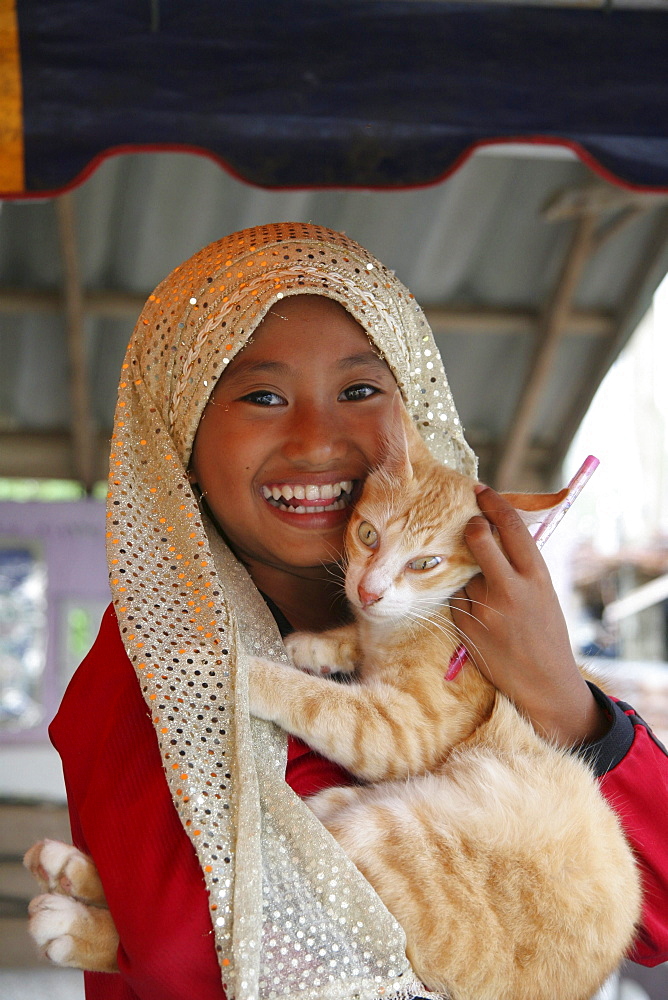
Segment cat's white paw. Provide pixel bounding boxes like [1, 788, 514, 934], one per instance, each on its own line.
[28, 893, 119, 972]
[285, 632, 353, 676]
[29, 893, 85, 958]
[24, 839, 107, 905]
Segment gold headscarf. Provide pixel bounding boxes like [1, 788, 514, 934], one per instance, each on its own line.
[107, 223, 476, 1000]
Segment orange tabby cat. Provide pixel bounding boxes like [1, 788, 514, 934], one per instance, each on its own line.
[25, 407, 640, 998]
[248, 407, 641, 1000]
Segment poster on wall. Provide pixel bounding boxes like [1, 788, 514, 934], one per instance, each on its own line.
[0, 541, 46, 732]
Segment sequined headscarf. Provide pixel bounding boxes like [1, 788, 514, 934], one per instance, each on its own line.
[107, 223, 476, 1000]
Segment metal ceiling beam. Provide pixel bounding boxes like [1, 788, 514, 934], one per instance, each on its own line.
[426, 306, 612, 338]
[489, 182, 668, 489]
[56, 193, 97, 493]
[0, 288, 147, 317]
[494, 210, 599, 490]
[0, 286, 613, 338]
[0, 430, 109, 481]
[547, 206, 668, 476]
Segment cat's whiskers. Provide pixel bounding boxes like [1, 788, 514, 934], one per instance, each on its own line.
[405, 610, 459, 647]
[318, 541, 348, 584]
[456, 597, 506, 622]
[412, 595, 467, 620]
[450, 607, 487, 631]
[319, 556, 346, 583]
[446, 621, 494, 680]
[407, 612, 498, 679]
[409, 595, 494, 674]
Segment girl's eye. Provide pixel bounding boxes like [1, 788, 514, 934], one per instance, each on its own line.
[240, 390, 285, 406]
[407, 556, 442, 571]
[340, 383, 378, 402]
[358, 521, 379, 548]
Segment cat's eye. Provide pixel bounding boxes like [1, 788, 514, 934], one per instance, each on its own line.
[358, 521, 378, 547]
[407, 556, 442, 571]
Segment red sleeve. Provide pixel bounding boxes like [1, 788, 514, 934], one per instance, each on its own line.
[596, 699, 668, 967]
[51, 606, 355, 1000]
[51, 606, 227, 1000]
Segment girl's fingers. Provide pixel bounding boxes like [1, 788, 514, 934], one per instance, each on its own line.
[470, 486, 541, 575]
[449, 586, 472, 616]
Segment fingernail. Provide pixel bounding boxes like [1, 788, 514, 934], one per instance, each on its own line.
[474, 483, 489, 495]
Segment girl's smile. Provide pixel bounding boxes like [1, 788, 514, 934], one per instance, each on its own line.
[262, 479, 356, 517]
[261, 478, 355, 513]
[188, 294, 399, 602]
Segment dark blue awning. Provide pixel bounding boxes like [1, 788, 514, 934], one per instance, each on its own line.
[4, 0, 668, 197]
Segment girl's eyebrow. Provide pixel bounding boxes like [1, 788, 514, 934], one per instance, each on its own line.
[222, 351, 390, 385]
[336, 351, 390, 374]
[222, 360, 292, 384]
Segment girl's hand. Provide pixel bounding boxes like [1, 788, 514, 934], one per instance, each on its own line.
[450, 485, 609, 748]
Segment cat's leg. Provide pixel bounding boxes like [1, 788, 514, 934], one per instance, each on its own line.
[28, 893, 119, 972]
[24, 840, 119, 973]
[249, 656, 438, 781]
[24, 839, 107, 905]
[317, 727, 641, 1000]
[285, 624, 361, 676]
[307, 785, 366, 824]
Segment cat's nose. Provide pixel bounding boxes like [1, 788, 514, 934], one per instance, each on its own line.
[358, 586, 381, 608]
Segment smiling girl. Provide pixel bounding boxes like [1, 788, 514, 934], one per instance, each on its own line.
[188, 295, 399, 632]
[45, 223, 668, 1000]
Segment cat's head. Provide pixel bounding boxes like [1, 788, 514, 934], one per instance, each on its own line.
[344, 399, 567, 622]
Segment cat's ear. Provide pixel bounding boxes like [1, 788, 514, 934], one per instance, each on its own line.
[378, 392, 414, 481]
[501, 487, 569, 531]
[381, 391, 434, 477]
[378, 393, 435, 480]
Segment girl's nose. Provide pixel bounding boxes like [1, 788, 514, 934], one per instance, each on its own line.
[282, 406, 347, 466]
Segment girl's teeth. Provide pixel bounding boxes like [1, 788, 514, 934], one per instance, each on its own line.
[262, 481, 355, 503]
[293, 499, 347, 513]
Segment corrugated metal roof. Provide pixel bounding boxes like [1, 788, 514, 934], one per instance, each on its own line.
[1, 145, 667, 490]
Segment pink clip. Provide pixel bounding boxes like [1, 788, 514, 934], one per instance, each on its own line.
[445, 645, 467, 681]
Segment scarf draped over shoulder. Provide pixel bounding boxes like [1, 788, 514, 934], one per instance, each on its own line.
[107, 222, 476, 1000]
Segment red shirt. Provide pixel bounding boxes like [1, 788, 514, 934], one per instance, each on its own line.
[50, 606, 668, 999]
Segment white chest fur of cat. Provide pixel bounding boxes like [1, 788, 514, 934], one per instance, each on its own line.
[249, 410, 641, 1000]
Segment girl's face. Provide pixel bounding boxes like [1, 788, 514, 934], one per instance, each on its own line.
[189, 295, 399, 582]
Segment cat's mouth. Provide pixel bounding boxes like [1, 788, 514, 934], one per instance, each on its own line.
[261, 480, 356, 514]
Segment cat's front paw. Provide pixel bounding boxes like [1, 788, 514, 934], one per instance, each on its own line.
[24, 840, 107, 905]
[285, 631, 357, 676]
[28, 893, 119, 972]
